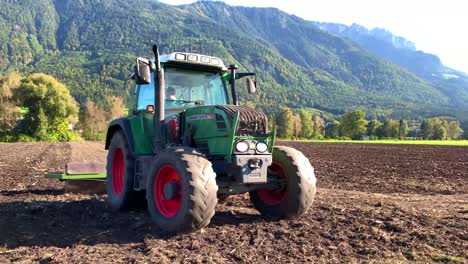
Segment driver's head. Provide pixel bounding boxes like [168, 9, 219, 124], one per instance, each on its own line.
[167, 87, 176, 100]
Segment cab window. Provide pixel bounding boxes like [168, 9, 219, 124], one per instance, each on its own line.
[136, 68, 229, 112]
[136, 77, 154, 110]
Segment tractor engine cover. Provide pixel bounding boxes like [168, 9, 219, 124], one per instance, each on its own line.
[216, 105, 268, 136]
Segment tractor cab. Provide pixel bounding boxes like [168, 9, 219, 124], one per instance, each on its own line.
[135, 52, 231, 118]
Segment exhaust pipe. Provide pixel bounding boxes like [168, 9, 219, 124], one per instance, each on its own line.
[153, 45, 165, 122]
[152, 45, 165, 150]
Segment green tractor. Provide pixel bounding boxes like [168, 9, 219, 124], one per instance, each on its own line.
[104, 45, 317, 232]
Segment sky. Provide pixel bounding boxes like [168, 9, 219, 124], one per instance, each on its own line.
[158, 0, 468, 74]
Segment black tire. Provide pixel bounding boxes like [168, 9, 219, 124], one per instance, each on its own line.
[147, 147, 218, 233]
[106, 131, 143, 211]
[250, 146, 316, 218]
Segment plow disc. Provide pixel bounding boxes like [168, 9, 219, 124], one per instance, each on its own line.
[47, 162, 107, 194]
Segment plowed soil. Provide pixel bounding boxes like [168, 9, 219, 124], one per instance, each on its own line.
[0, 142, 467, 263]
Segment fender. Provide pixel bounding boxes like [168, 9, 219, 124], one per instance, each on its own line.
[105, 118, 135, 155]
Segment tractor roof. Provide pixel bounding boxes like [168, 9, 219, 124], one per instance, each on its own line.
[160, 52, 227, 71]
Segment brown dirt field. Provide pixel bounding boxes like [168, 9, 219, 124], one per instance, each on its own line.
[0, 142, 467, 263]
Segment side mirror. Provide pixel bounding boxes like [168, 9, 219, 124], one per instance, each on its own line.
[133, 57, 151, 85]
[247, 78, 256, 94]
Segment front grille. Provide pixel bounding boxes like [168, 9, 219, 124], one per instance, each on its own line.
[216, 105, 268, 136]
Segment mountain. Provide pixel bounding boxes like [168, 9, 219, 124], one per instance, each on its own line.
[0, 0, 466, 121]
[313, 22, 468, 109]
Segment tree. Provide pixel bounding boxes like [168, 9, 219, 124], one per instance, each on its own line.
[433, 125, 446, 140]
[398, 119, 409, 139]
[367, 118, 383, 138]
[312, 115, 325, 139]
[0, 72, 21, 132]
[106, 95, 125, 120]
[299, 110, 313, 139]
[421, 120, 433, 139]
[421, 118, 451, 140]
[79, 100, 108, 141]
[292, 114, 302, 139]
[382, 119, 399, 138]
[447, 121, 463, 139]
[340, 110, 368, 138]
[14, 74, 78, 141]
[241, 101, 256, 109]
[325, 120, 341, 139]
[276, 107, 294, 139]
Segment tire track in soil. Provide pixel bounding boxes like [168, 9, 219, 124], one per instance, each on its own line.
[0, 142, 467, 263]
[281, 141, 468, 195]
[0, 142, 71, 195]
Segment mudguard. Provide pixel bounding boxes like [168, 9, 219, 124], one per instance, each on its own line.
[105, 118, 136, 155]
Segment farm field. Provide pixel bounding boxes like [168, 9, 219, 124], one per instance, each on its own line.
[288, 139, 468, 146]
[0, 142, 467, 263]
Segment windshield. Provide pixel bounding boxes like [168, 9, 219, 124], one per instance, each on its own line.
[165, 67, 228, 106]
[136, 68, 228, 113]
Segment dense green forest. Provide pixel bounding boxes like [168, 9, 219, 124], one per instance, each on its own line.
[0, 0, 467, 126]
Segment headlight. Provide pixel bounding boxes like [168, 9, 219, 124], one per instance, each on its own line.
[235, 141, 249, 152]
[256, 142, 268, 152]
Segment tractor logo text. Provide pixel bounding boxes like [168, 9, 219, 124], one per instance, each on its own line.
[188, 113, 216, 121]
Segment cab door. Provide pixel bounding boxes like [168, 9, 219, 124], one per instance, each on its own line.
[128, 82, 155, 155]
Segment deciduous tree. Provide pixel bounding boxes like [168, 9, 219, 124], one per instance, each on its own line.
[79, 100, 108, 141]
[14, 73, 78, 141]
[312, 115, 324, 139]
[277, 107, 294, 139]
[382, 119, 399, 138]
[0, 72, 21, 132]
[292, 114, 302, 139]
[447, 121, 463, 139]
[398, 119, 409, 139]
[325, 120, 341, 139]
[106, 95, 125, 120]
[367, 118, 383, 138]
[299, 110, 313, 139]
[340, 110, 368, 138]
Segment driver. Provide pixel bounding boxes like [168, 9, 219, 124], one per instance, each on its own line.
[166, 87, 177, 100]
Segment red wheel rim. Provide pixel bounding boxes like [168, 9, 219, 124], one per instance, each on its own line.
[154, 165, 182, 218]
[112, 148, 125, 195]
[256, 163, 287, 206]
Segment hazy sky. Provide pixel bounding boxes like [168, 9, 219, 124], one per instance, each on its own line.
[159, 0, 468, 74]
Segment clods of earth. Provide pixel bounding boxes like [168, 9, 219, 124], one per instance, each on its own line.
[0, 141, 466, 263]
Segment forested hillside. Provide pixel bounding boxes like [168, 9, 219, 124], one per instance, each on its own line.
[0, 0, 466, 121]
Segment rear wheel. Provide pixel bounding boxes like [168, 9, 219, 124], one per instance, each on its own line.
[147, 147, 218, 233]
[106, 131, 143, 210]
[250, 146, 316, 218]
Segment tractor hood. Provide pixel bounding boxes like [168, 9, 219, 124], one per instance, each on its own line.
[184, 105, 268, 137]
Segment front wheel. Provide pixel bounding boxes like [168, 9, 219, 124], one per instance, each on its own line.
[147, 147, 218, 233]
[250, 146, 317, 218]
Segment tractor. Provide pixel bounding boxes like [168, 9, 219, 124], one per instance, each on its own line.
[74, 45, 316, 233]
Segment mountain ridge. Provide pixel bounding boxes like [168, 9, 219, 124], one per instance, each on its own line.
[312, 21, 468, 108]
[0, 0, 466, 121]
